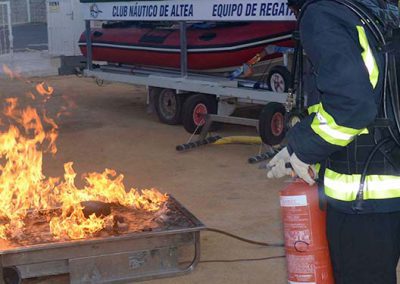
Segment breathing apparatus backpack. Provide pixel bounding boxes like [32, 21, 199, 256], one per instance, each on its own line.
[334, 0, 400, 210]
[354, 0, 400, 139]
[324, 0, 400, 143]
[327, 0, 400, 208]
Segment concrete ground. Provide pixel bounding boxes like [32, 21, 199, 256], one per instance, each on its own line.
[0, 51, 59, 77]
[0, 23, 58, 78]
[0, 75, 287, 283]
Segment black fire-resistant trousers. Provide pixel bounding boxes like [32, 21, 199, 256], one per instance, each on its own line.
[326, 205, 400, 284]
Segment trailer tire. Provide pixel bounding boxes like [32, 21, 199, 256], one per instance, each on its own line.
[3, 267, 21, 284]
[259, 103, 286, 146]
[182, 94, 217, 134]
[154, 89, 184, 125]
[267, 65, 291, 93]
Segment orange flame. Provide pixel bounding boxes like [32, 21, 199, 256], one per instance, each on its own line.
[2, 65, 21, 80]
[36, 82, 54, 99]
[0, 74, 168, 241]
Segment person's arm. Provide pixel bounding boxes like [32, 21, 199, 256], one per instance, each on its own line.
[287, 2, 378, 164]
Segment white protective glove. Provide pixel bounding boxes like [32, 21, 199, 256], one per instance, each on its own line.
[266, 147, 292, 178]
[267, 147, 317, 185]
[289, 153, 317, 185]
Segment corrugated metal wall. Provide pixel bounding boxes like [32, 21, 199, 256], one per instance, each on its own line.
[0, 2, 12, 55]
[30, 0, 47, 23]
[4, 0, 47, 25]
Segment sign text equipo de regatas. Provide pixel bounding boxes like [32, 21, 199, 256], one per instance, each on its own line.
[111, 2, 293, 18]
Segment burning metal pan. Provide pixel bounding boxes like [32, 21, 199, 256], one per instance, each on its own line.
[0, 196, 205, 284]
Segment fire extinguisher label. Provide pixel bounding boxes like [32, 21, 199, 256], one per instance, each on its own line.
[281, 195, 312, 247]
[287, 254, 316, 283]
[280, 195, 308, 207]
[283, 214, 312, 246]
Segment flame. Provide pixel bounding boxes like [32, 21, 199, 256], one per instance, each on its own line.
[36, 82, 54, 97]
[0, 68, 168, 241]
[2, 65, 21, 80]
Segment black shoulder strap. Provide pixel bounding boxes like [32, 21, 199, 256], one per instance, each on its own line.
[382, 28, 400, 54]
[336, 0, 385, 43]
[297, 0, 321, 23]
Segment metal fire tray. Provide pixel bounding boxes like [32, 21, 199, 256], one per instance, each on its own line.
[0, 196, 205, 284]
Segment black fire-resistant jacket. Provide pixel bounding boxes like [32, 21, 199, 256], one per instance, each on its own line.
[286, 0, 400, 213]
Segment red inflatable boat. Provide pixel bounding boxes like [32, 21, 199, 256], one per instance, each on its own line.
[79, 21, 295, 70]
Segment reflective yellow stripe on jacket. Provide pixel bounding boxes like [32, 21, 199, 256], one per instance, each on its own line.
[308, 104, 319, 115]
[310, 103, 368, 147]
[324, 168, 400, 201]
[356, 25, 379, 88]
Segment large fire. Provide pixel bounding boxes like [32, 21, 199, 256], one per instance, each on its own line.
[0, 66, 168, 241]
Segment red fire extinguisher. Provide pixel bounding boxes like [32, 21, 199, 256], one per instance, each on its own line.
[280, 179, 334, 284]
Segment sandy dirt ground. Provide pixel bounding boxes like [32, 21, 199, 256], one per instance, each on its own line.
[0, 75, 290, 284]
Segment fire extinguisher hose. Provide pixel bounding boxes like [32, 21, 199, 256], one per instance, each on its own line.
[194, 227, 285, 265]
[199, 255, 285, 264]
[206, 227, 284, 247]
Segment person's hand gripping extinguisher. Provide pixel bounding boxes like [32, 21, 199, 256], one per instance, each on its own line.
[266, 147, 317, 185]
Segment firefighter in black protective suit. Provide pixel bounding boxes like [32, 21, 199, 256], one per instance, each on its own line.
[266, 0, 400, 283]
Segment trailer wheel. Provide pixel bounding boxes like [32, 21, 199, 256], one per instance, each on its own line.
[259, 103, 286, 145]
[3, 267, 21, 284]
[267, 66, 291, 93]
[154, 89, 184, 125]
[182, 94, 217, 134]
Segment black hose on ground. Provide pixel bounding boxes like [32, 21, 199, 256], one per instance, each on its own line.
[181, 228, 285, 265]
[206, 227, 284, 247]
[199, 255, 285, 264]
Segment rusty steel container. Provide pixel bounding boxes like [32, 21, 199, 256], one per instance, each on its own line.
[280, 179, 334, 284]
